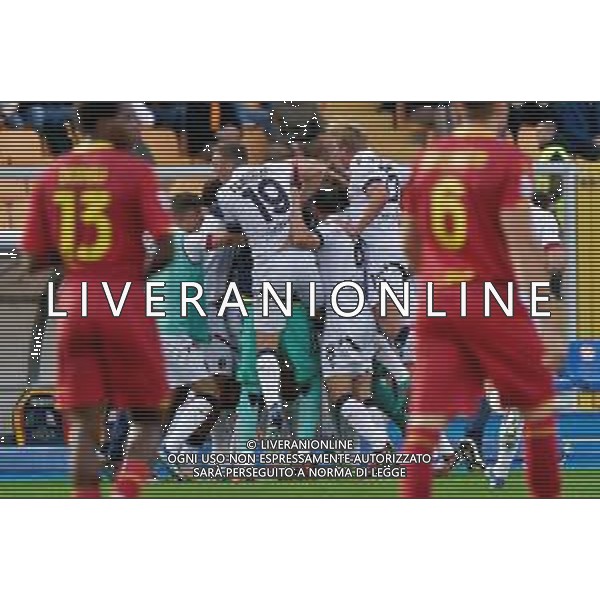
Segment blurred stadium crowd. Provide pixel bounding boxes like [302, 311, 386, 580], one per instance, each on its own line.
[0, 100, 589, 231]
[2, 100, 599, 163]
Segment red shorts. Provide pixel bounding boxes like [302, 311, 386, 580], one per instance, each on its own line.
[411, 287, 553, 419]
[56, 281, 168, 411]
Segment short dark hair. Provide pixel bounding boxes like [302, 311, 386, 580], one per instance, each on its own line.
[172, 192, 202, 214]
[78, 102, 121, 136]
[462, 102, 495, 120]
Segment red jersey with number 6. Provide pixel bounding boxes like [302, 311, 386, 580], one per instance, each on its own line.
[24, 141, 171, 282]
[404, 136, 552, 418]
[404, 136, 530, 285]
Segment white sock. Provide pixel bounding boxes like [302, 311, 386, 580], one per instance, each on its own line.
[493, 410, 524, 479]
[256, 351, 282, 410]
[164, 392, 212, 454]
[341, 399, 390, 450]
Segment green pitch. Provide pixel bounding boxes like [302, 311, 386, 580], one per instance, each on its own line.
[1, 471, 599, 498]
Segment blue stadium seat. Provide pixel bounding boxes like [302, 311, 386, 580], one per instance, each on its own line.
[557, 340, 600, 392]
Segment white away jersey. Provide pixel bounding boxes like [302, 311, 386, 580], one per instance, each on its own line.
[216, 162, 295, 259]
[317, 215, 369, 311]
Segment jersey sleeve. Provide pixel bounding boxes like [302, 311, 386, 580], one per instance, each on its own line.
[139, 163, 172, 240]
[22, 174, 54, 262]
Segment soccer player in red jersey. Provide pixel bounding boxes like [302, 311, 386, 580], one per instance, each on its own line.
[402, 102, 564, 498]
[23, 102, 173, 498]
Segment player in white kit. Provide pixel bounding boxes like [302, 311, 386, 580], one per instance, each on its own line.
[216, 154, 326, 430]
[315, 132, 411, 450]
[162, 145, 246, 470]
[316, 189, 393, 450]
[322, 125, 413, 357]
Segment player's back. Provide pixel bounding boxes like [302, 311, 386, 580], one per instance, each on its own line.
[28, 143, 166, 284]
[406, 136, 526, 285]
[216, 161, 295, 259]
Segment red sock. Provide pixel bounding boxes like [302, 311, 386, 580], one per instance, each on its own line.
[401, 427, 440, 498]
[74, 484, 101, 499]
[524, 415, 561, 498]
[114, 459, 151, 499]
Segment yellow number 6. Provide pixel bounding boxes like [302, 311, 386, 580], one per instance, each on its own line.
[430, 178, 467, 251]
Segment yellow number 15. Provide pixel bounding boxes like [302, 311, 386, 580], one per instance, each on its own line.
[430, 178, 467, 251]
[54, 190, 112, 262]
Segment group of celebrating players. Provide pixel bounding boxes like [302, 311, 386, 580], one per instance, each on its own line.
[21, 101, 564, 498]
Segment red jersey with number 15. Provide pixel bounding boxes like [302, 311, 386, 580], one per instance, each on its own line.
[23, 142, 172, 283]
[404, 136, 530, 285]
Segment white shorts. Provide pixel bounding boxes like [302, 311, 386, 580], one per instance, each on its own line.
[252, 248, 323, 334]
[161, 334, 233, 387]
[322, 311, 378, 378]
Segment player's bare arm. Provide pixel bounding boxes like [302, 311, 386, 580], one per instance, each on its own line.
[146, 234, 174, 277]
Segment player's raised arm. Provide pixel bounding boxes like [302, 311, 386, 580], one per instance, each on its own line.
[343, 150, 398, 239]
